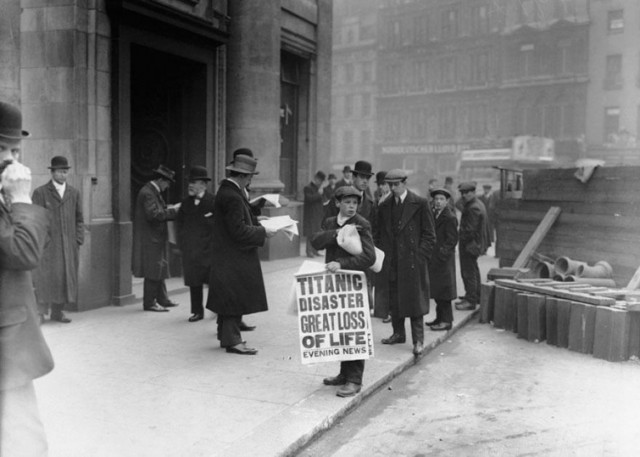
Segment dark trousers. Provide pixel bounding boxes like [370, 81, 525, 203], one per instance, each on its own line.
[434, 299, 453, 324]
[389, 281, 424, 345]
[190, 286, 204, 315]
[339, 360, 364, 385]
[38, 302, 67, 317]
[217, 315, 243, 348]
[460, 251, 481, 304]
[143, 278, 169, 308]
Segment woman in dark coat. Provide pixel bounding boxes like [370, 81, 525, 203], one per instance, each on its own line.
[426, 188, 458, 331]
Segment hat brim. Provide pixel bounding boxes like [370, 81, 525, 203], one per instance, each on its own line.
[153, 170, 175, 182]
[48, 166, 71, 170]
[353, 171, 374, 177]
[225, 164, 259, 175]
[0, 130, 30, 140]
[188, 176, 211, 181]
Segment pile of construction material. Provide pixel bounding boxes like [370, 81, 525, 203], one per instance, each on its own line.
[479, 272, 640, 362]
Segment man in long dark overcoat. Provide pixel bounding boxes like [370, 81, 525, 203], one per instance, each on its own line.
[132, 165, 180, 312]
[206, 154, 277, 355]
[374, 169, 435, 356]
[456, 182, 490, 311]
[303, 170, 326, 257]
[0, 101, 54, 455]
[426, 188, 458, 331]
[32, 155, 84, 323]
[176, 166, 215, 322]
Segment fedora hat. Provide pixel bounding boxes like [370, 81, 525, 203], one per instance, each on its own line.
[352, 160, 374, 177]
[187, 165, 211, 181]
[226, 154, 259, 175]
[232, 148, 254, 159]
[0, 101, 29, 140]
[342, 165, 352, 173]
[153, 164, 176, 182]
[375, 171, 387, 185]
[48, 156, 71, 170]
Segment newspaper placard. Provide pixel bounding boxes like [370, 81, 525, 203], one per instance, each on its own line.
[295, 269, 373, 364]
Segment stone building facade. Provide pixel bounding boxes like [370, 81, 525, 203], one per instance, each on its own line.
[1, 0, 332, 310]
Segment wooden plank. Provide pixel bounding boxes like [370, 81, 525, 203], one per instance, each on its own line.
[625, 265, 640, 291]
[495, 280, 616, 307]
[512, 206, 562, 269]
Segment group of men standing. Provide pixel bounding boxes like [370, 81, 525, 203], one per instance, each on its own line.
[302, 159, 492, 396]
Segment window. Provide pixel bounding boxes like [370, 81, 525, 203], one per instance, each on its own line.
[520, 44, 535, 78]
[441, 8, 458, 40]
[362, 94, 371, 117]
[360, 130, 371, 156]
[360, 24, 374, 41]
[471, 5, 488, 36]
[608, 10, 624, 33]
[438, 105, 456, 139]
[604, 54, 623, 89]
[345, 63, 354, 83]
[604, 107, 620, 143]
[414, 15, 429, 44]
[343, 130, 353, 157]
[362, 62, 373, 83]
[470, 52, 488, 85]
[345, 94, 353, 117]
[438, 57, 456, 88]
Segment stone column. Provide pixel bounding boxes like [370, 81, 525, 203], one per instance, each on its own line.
[0, 0, 22, 103]
[226, 0, 283, 193]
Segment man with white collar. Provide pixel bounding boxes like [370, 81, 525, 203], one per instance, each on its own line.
[32, 156, 84, 323]
[374, 169, 435, 356]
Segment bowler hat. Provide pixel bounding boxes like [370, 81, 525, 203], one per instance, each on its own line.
[187, 165, 211, 181]
[375, 171, 387, 185]
[48, 156, 71, 170]
[334, 185, 362, 202]
[328, 173, 337, 180]
[0, 101, 29, 139]
[384, 169, 408, 183]
[342, 165, 352, 173]
[314, 170, 326, 181]
[430, 187, 451, 199]
[226, 154, 259, 175]
[153, 164, 176, 182]
[458, 181, 476, 192]
[352, 160, 374, 177]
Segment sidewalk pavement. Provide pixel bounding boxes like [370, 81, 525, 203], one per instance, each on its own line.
[37, 247, 498, 457]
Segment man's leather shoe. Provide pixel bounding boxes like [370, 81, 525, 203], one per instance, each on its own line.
[51, 312, 71, 323]
[455, 301, 476, 311]
[226, 343, 258, 355]
[382, 315, 392, 323]
[336, 382, 361, 397]
[381, 333, 406, 345]
[239, 321, 256, 331]
[161, 301, 179, 308]
[431, 322, 452, 331]
[188, 313, 203, 322]
[425, 319, 440, 327]
[144, 304, 168, 312]
[323, 374, 346, 386]
[413, 342, 424, 356]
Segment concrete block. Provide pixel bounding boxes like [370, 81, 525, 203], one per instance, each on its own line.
[545, 298, 558, 346]
[479, 282, 495, 324]
[629, 313, 640, 359]
[527, 294, 546, 343]
[568, 302, 597, 354]
[97, 35, 110, 71]
[516, 293, 529, 340]
[21, 31, 47, 68]
[97, 70, 110, 107]
[21, 7, 45, 32]
[21, 68, 47, 103]
[593, 307, 631, 362]
[46, 30, 75, 67]
[556, 299, 572, 348]
[46, 6, 76, 30]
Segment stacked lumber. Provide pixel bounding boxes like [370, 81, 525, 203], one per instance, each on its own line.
[479, 279, 640, 362]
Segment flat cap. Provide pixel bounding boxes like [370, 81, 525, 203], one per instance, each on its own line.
[384, 169, 407, 182]
[430, 187, 451, 199]
[458, 181, 476, 192]
[334, 185, 362, 201]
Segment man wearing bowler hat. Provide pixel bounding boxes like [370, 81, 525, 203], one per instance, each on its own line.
[325, 161, 375, 221]
[456, 182, 490, 311]
[374, 169, 435, 356]
[335, 165, 353, 189]
[132, 165, 182, 312]
[32, 156, 85, 323]
[206, 154, 278, 355]
[0, 100, 54, 455]
[176, 165, 216, 322]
